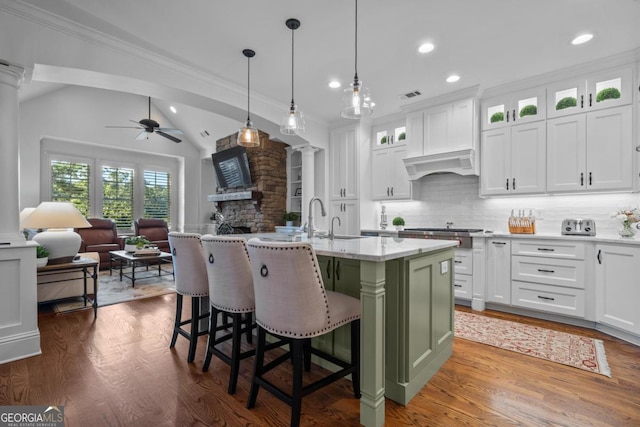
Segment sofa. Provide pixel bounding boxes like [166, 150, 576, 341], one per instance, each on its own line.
[37, 252, 100, 303]
[134, 218, 170, 252]
[76, 218, 121, 270]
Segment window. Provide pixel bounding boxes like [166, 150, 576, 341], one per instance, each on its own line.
[102, 166, 134, 229]
[50, 160, 90, 216]
[144, 170, 171, 227]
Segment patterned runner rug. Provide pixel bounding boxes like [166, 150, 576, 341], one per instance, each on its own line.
[52, 270, 175, 314]
[455, 311, 611, 377]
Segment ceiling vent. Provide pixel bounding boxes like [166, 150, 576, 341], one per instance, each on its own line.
[400, 90, 422, 100]
[200, 130, 210, 138]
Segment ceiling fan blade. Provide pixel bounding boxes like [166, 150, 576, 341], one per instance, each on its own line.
[157, 127, 184, 135]
[105, 125, 143, 129]
[136, 130, 149, 140]
[156, 130, 181, 143]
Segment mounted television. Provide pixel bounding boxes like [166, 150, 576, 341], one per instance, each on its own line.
[211, 146, 253, 189]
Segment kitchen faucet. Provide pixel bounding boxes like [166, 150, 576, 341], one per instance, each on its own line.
[329, 216, 341, 240]
[307, 197, 326, 238]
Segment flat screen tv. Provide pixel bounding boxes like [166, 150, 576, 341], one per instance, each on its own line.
[211, 146, 253, 189]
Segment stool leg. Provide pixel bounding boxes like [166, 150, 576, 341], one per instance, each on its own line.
[303, 338, 311, 372]
[247, 327, 266, 409]
[228, 313, 242, 394]
[170, 294, 183, 348]
[187, 297, 200, 363]
[351, 319, 361, 398]
[244, 312, 253, 344]
[202, 307, 219, 372]
[291, 339, 303, 427]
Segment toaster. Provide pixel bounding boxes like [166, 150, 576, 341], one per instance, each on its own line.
[561, 218, 596, 236]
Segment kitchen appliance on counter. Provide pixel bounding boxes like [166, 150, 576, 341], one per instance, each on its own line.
[561, 218, 596, 236]
[398, 228, 483, 249]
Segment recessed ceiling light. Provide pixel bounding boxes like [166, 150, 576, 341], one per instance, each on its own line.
[328, 80, 341, 89]
[418, 43, 435, 54]
[446, 75, 460, 83]
[169, 105, 177, 114]
[572, 33, 593, 45]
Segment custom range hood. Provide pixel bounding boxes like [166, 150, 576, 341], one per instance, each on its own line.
[402, 148, 478, 179]
[400, 85, 480, 180]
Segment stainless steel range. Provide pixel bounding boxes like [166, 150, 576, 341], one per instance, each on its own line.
[398, 228, 483, 249]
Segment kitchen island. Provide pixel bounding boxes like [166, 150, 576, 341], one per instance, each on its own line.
[242, 233, 458, 427]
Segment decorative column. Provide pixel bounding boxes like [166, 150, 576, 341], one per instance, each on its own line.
[299, 146, 317, 229]
[0, 60, 40, 364]
[0, 61, 24, 246]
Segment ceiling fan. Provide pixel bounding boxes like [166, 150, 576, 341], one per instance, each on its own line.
[105, 97, 183, 143]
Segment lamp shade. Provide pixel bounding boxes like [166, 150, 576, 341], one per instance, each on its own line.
[237, 121, 261, 147]
[19, 207, 36, 229]
[21, 202, 91, 265]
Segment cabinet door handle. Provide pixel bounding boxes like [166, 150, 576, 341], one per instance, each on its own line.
[326, 259, 331, 279]
[492, 241, 506, 245]
[506, 110, 510, 122]
[387, 187, 390, 196]
[537, 269, 555, 273]
[580, 95, 584, 108]
[537, 248, 555, 252]
[513, 109, 516, 122]
[589, 93, 592, 107]
[512, 178, 516, 190]
[597, 249, 602, 264]
[580, 172, 584, 186]
[390, 187, 394, 196]
[336, 261, 341, 281]
[589, 172, 592, 186]
[506, 178, 509, 190]
[537, 295, 555, 301]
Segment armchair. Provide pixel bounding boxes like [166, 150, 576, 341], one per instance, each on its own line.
[134, 218, 170, 252]
[75, 218, 121, 270]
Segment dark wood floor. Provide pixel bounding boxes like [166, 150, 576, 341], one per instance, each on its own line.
[1, 295, 639, 426]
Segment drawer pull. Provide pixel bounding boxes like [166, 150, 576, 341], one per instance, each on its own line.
[492, 242, 506, 245]
[537, 248, 555, 252]
[454, 284, 462, 288]
[454, 260, 462, 264]
[537, 295, 555, 301]
[537, 269, 555, 273]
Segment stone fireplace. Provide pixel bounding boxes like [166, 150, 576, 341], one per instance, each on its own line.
[214, 131, 287, 233]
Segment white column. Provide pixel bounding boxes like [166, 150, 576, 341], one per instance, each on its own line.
[299, 146, 317, 228]
[0, 62, 25, 246]
[0, 60, 40, 364]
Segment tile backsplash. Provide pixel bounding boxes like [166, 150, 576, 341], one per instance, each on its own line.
[374, 174, 640, 237]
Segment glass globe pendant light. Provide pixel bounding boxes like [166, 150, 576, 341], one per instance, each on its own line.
[280, 18, 305, 135]
[341, 0, 373, 119]
[237, 49, 260, 147]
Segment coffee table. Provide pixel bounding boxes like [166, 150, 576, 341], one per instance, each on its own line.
[109, 250, 174, 287]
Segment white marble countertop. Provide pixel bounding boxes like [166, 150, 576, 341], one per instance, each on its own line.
[234, 233, 458, 262]
[472, 230, 640, 245]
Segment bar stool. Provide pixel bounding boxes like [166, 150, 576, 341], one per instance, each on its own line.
[246, 239, 361, 427]
[200, 235, 256, 394]
[168, 232, 210, 363]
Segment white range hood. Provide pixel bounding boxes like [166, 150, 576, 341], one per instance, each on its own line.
[402, 149, 478, 180]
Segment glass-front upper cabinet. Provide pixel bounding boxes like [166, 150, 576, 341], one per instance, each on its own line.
[373, 122, 406, 150]
[546, 67, 632, 119]
[481, 87, 546, 131]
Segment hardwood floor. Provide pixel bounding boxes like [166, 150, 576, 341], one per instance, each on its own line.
[1, 296, 639, 426]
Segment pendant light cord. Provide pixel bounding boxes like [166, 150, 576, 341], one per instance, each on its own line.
[290, 25, 295, 108]
[354, 0, 359, 83]
[246, 55, 251, 123]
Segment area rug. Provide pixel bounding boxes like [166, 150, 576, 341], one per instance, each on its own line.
[454, 311, 611, 377]
[52, 270, 176, 314]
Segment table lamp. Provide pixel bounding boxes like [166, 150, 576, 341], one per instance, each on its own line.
[20, 202, 92, 264]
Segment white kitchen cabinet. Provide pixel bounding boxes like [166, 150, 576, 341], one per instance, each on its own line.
[371, 145, 412, 200]
[547, 105, 632, 193]
[547, 67, 632, 119]
[454, 248, 473, 300]
[373, 122, 406, 150]
[486, 239, 511, 304]
[480, 121, 546, 196]
[329, 124, 359, 200]
[481, 86, 546, 131]
[404, 98, 476, 157]
[329, 200, 359, 236]
[595, 244, 640, 335]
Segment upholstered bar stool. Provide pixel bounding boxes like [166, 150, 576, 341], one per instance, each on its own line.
[246, 239, 361, 427]
[200, 235, 256, 394]
[168, 232, 210, 363]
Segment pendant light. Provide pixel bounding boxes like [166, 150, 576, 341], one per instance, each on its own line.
[237, 49, 260, 147]
[341, 0, 373, 119]
[280, 18, 305, 135]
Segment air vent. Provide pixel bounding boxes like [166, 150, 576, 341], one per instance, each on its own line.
[400, 90, 422, 100]
[200, 130, 210, 138]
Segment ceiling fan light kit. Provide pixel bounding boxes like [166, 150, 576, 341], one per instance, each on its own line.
[280, 18, 305, 136]
[105, 96, 183, 143]
[342, 0, 373, 119]
[237, 48, 261, 147]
